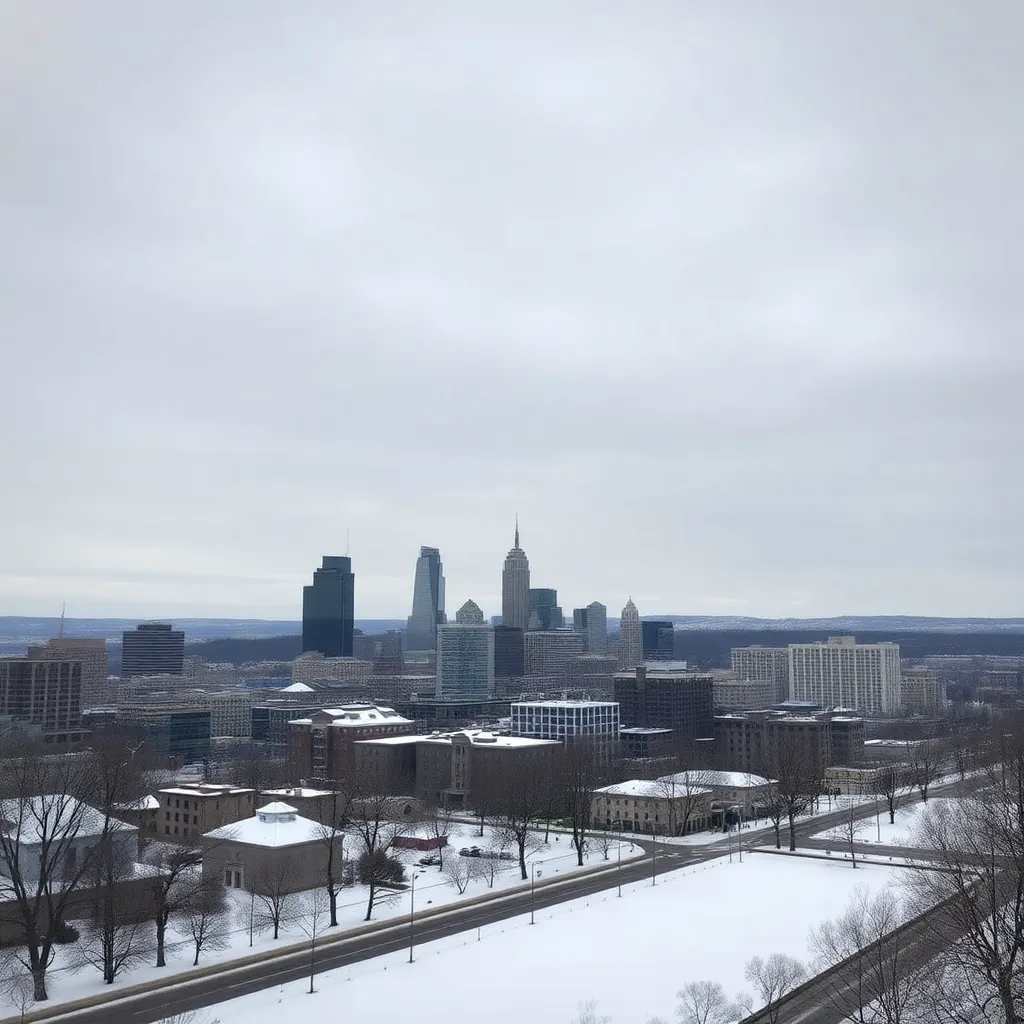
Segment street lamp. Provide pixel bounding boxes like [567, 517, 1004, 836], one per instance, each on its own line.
[408, 872, 416, 963]
[617, 821, 622, 898]
[530, 863, 543, 925]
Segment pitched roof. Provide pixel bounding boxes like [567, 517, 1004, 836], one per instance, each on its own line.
[203, 806, 323, 848]
[0, 796, 135, 844]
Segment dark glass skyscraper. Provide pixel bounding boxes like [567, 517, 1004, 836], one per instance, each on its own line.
[641, 620, 675, 662]
[407, 546, 446, 651]
[528, 588, 563, 631]
[493, 625, 525, 677]
[121, 622, 185, 678]
[302, 556, 355, 657]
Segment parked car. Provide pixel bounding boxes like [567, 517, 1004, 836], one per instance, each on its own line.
[418, 854, 440, 866]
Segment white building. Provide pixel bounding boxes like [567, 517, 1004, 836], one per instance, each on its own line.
[436, 624, 494, 700]
[730, 646, 790, 703]
[510, 699, 620, 760]
[788, 636, 902, 715]
[618, 599, 642, 670]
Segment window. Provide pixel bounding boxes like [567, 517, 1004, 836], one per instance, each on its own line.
[193, 816, 198, 825]
[165, 825, 170, 834]
[224, 869, 232, 886]
[165, 812, 170, 821]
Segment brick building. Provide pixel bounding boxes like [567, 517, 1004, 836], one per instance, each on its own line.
[156, 783, 255, 843]
[613, 664, 714, 756]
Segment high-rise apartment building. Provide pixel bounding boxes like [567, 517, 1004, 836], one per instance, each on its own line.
[524, 630, 585, 676]
[901, 668, 946, 713]
[493, 626, 525, 678]
[641, 620, 675, 662]
[788, 637, 902, 715]
[122, 623, 185, 679]
[585, 602, 608, 656]
[617, 599, 642, 670]
[436, 624, 495, 700]
[302, 556, 355, 658]
[730, 646, 791, 704]
[528, 589, 563, 631]
[501, 523, 531, 631]
[0, 657, 84, 743]
[406, 546, 446, 651]
[28, 637, 109, 707]
[455, 599, 484, 625]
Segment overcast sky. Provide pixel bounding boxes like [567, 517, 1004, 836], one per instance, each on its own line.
[1, 2, 1022, 621]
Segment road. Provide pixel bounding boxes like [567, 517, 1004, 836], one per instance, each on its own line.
[23, 778, 970, 1024]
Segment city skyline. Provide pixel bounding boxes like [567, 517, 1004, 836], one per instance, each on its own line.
[2, 5, 1022, 621]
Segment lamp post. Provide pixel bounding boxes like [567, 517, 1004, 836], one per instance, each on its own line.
[875, 791, 881, 843]
[530, 863, 542, 925]
[617, 821, 622, 898]
[408, 872, 416, 963]
[651, 824, 657, 886]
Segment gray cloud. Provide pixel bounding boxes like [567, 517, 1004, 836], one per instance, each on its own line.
[1, 1, 1022, 619]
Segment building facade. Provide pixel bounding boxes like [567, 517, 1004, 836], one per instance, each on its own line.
[614, 664, 714, 755]
[617, 599, 642, 670]
[157, 783, 255, 842]
[436, 624, 494, 700]
[116, 705, 211, 762]
[528, 589, 563, 631]
[901, 668, 946, 713]
[291, 652, 373, 686]
[510, 700, 620, 761]
[493, 626, 525, 678]
[641, 620, 675, 662]
[406, 546, 446, 652]
[585, 602, 608, 656]
[591, 779, 712, 836]
[523, 630, 586, 676]
[712, 677, 776, 712]
[789, 637, 902, 715]
[455, 599, 485, 625]
[121, 622, 185, 679]
[302, 555, 355, 658]
[28, 638, 109, 708]
[501, 523, 531, 631]
[0, 657, 84, 744]
[730, 646, 791, 704]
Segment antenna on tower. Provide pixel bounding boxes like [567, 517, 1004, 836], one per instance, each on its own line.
[346, 529, 350, 557]
[58, 602, 66, 639]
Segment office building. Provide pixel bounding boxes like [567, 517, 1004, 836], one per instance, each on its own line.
[614, 663, 714, 757]
[511, 699, 620, 761]
[501, 522, 531, 631]
[291, 652, 372, 685]
[455, 599, 485, 625]
[302, 555, 355, 658]
[618, 599, 642, 670]
[713, 677, 776, 712]
[901, 668, 946, 713]
[0, 657, 84, 744]
[28, 638, 109, 708]
[585, 602, 608, 656]
[406, 546, 446, 651]
[252, 702, 324, 753]
[563, 654, 619, 699]
[528, 588, 563, 631]
[641, 620, 675, 662]
[789, 636, 902, 715]
[493, 626, 525, 678]
[730, 646, 791, 704]
[572, 608, 589, 646]
[436, 624, 494, 700]
[524, 630, 585, 676]
[121, 623, 185, 679]
[157, 783, 255, 843]
[116, 704, 211, 762]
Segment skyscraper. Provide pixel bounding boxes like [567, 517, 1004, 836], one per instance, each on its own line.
[528, 589, 563, 630]
[618, 598, 642, 670]
[584, 602, 608, 656]
[788, 636, 902, 714]
[28, 637, 109, 707]
[501, 521, 530, 630]
[302, 556, 355, 658]
[455, 599, 484, 625]
[407, 546, 446, 651]
[436, 623, 495, 700]
[122, 623, 185, 679]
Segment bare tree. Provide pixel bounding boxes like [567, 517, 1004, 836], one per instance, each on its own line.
[744, 954, 807, 1024]
[592, 828, 615, 861]
[828, 795, 868, 868]
[654, 770, 711, 838]
[443, 855, 479, 895]
[251, 857, 298, 940]
[347, 771, 407, 921]
[562, 740, 605, 866]
[0, 948, 34, 1023]
[145, 842, 204, 967]
[423, 798, 453, 870]
[908, 739, 941, 803]
[674, 980, 738, 1024]
[75, 916, 152, 985]
[313, 785, 352, 928]
[902, 745, 1024, 1024]
[571, 1000, 611, 1024]
[158, 1012, 222, 1024]
[761, 731, 818, 851]
[296, 886, 330, 994]
[492, 758, 547, 880]
[760, 782, 786, 850]
[810, 885, 924, 1024]
[875, 763, 910, 826]
[185, 880, 230, 966]
[0, 741, 133, 1000]
[356, 847, 405, 919]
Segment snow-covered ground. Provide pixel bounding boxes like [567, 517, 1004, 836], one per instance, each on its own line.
[811, 798, 954, 847]
[188, 854, 908, 1024]
[15, 823, 641, 1012]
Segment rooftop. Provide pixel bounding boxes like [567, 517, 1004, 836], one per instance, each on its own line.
[158, 784, 254, 797]
[0, 796, 134, 843]
[658, 770, 773, 790]
[595, 779, 711, 799]
[203, 802, 324, 847]
[512, 700, 618, 709]
[289, 703, 412, 728]
[361, 728, 560, 749]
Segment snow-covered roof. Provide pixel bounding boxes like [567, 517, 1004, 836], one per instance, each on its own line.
[0, 796, 135, 844]
[658, 771, 773, 790]
[416, 729, 559, 749]
[280, 682, 315, 693]
[203, 803, 324, 847]
[159, 785, 253, 797]
[115, 795, 161, 811]
[289, 703, 412, 728]
[260, 787, 334, 799]
[594, 780, 709, 799]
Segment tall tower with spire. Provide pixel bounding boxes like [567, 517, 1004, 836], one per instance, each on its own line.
[501, 519, 531, 630]
[618, 597, 642, 670]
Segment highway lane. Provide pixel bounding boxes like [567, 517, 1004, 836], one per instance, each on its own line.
[27, 776, 975, 1024]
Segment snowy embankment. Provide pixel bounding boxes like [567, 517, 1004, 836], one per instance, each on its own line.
[811, 798, 955, 848]
[195, 854, 907, 1024]
[22, 823, 641, 1012]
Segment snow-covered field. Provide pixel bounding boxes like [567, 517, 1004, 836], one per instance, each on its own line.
[186, 854, 907, 1024]
[18, 823, 641, 1012]
[812, 798, 954, 847]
